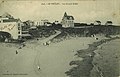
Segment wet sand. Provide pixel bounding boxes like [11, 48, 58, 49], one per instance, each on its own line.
[66, 37, 120, 77]
[91, 38, 120, 77]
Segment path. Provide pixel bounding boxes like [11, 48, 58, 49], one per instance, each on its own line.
[41, 30, 61, 44]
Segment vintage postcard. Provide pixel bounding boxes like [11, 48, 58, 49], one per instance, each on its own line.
[0, 0, 120, 77]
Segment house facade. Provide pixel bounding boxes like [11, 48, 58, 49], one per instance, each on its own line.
[61, 12, 74, 28]
[0, 17, 31, 40]
[34, 19, 51, 26]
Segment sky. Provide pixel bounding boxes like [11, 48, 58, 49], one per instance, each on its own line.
[0, 0, 120, 25]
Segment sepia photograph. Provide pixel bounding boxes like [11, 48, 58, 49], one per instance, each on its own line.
[0, 0, 120, 77]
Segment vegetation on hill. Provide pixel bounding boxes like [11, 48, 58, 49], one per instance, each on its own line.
[50, 25, 120, 43]
[29, 26, 56, 38]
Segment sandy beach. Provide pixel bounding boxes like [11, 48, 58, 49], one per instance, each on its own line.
[0, 35, 105, 77]
[0, 35, 119, 77]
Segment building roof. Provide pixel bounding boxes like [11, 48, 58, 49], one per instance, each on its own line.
[95, 21, 101, 23]
[2, 19, 19, 22]
[0, 13, 14, 19]
[66, 16, 74, 20]
[63, 12, 74, 20]
[106, 21, 112, 23]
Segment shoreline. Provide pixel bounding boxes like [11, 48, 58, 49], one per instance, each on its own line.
[65, 36, 120, 77]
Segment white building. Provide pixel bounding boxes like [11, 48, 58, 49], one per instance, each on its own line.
[34, 19, 51, 26]
[0, 17, 31, 40]
[61, 12, 74, 28]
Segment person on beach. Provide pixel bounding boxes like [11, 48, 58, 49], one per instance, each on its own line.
[19, 46, 22, 49]
[22, 42, 26, 47]
[95, 38, 98, 40]
[37, 66, 41, 70]
[43, 42, 49, 46]
[16, 50, 18, 54]
[37, 38, 39, 41]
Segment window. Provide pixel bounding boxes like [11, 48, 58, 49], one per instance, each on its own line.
[18, 27, 20, 30]
[18, 35, 21, 39]
[18, 31, 20, 34]
[18, 23, 20, 26]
